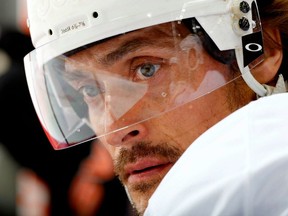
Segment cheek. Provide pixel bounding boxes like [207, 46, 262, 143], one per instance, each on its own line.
[156, 89, 227, 150]
[154, 103, 200, 150]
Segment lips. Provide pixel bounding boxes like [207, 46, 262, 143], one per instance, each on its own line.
[124, 157, 173, 184]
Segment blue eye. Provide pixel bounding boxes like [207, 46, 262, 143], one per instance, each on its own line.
[79, 84, 104, 102]
[136, 63, 160, 79]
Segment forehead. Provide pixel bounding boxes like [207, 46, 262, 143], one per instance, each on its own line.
[67, 22, 190, 62]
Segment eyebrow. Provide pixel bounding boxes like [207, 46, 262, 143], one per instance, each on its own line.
[63, 39, 159, 81]
[64, 29, 174, 80]
[99, 38, 161, 66]
[63, 68, 89, 82]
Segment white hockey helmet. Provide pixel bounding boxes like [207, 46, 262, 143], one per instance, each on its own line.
[24, 0, 266, 149]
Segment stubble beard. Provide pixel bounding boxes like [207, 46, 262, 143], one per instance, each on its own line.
[114, 141, 183, 215]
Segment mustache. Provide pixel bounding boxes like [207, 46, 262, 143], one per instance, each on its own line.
[114, 141, 182, 178]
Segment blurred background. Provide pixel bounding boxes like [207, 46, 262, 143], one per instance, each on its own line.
[0, 1, 27, 215]
[0, 0, 18, 28]
[0, 1, 134, 216]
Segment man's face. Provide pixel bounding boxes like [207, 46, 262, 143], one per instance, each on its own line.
[65, 22, 247, 215]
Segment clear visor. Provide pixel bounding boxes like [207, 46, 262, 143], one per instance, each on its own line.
[25, 19, 243, 150]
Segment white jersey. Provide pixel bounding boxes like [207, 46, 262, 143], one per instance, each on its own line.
[144, 93, 288, 216]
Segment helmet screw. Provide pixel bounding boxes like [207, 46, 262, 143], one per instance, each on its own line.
[239, 17, 250, 31]
[93, 12, 99, 18]
[48, 29, 53, 35]
[239, 1, 250, 13]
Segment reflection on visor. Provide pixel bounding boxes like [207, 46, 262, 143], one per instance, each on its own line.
[25, 20, 241, 149]
[45, 60, 96, 146]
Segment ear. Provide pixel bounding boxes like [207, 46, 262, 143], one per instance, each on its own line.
[252, 28, 283, 84]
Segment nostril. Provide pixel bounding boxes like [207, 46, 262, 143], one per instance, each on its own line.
[130, 130, 139, 136]
[122, 130, 139, 142]
[105, 123, 148, 146]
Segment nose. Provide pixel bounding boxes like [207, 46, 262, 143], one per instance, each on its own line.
[103, 123, 148, 147]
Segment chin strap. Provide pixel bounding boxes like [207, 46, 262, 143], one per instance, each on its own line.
[235, 49, 288, 98]
[241, 65, 268, 97]
[235, 47, 268, 97]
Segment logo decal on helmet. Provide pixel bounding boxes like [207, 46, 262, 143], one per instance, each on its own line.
[242, 31, 263, 67]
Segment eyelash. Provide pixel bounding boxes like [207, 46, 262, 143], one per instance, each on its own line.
[130, 57, 164, 81]
[70, 57, 166, 103]
[75, 80, 104, 103]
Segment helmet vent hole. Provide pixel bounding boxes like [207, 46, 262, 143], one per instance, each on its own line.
[48, 29, 53, 35]
[93, 12, 99, 18]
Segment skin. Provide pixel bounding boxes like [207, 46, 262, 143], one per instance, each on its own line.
[64, 22, 255, 215]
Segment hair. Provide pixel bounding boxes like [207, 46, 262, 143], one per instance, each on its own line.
[258, 0, 288, 80]
[258, 0, 288, 37]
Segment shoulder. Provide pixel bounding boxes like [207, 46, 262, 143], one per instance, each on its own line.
[145, 93, 288, 216]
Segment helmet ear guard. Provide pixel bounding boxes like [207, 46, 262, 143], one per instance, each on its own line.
[187, 1, 268, 97]
[183, 16, 267, 97]
[183, 18, 236, 65]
